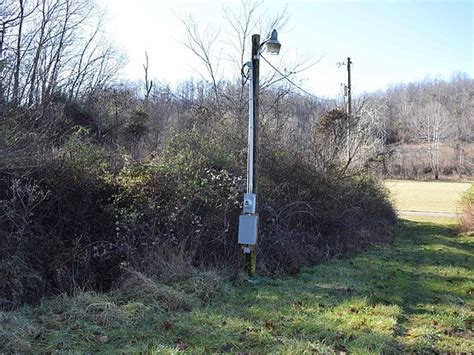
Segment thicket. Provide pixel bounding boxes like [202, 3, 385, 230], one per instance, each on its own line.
[0, 103, 396, 308]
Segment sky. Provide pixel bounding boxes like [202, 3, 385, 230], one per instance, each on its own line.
[100, 0, 474, 98]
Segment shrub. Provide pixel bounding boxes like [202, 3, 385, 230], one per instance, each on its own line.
[257, 149, 396, 274]
[109, 132, 243, 272]
[459, 185, 474, 233]
[0, 132, 119, 308]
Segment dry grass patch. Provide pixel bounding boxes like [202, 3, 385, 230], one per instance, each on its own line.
[385, 180, 471, 213]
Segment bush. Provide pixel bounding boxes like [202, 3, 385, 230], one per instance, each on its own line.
[0, 131, 396, 308]
[0, 130, 119, 308]
[0, 163, 119, 308]
[257, 149, 396, 274]
[460, 185, 474, 233]
[108, 132, 243, 271]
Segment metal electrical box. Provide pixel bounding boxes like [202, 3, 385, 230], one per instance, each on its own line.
[243, 193, 256, 214]
[238, 214, 258, 245]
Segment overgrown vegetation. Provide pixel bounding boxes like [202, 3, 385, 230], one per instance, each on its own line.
[0, 127, 396, 308]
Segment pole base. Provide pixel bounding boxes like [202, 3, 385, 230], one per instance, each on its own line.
[244, 276, 262, 285]
[245, 247, 257, 277]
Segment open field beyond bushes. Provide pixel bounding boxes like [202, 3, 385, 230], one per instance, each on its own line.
[1, 219, 472, 353]
[385, 180, 472, 214]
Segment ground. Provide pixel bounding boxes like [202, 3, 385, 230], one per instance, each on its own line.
[1, 181, 473, 353]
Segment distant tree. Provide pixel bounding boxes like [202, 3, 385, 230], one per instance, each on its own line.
[411, 101, 450, 179]
[1, 0, 124, 108]
[445, 74, 474, 177]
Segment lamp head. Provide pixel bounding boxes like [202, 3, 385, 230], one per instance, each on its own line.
[264, 29, 281, 55]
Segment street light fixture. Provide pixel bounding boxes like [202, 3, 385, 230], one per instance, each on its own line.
[262, 29, 281, 55]
[238, 30, 281, 278]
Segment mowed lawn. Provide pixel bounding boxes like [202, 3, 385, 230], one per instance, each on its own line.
[385, 180, 472, 214]
[2, 220, 473, 353]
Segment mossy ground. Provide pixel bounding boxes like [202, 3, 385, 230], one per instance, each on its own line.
[1, 217, 472, 353]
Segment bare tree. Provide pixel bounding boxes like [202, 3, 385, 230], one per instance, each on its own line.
[1, 0, 35, 106]
[1, 0, 124, 108]
[411, 100, 450, 179]
[178, 0, 323, 156]
[343, 96, 388, 171]
[143, 51, 153, 103]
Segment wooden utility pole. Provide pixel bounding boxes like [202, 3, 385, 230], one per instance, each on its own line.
[0, 26, 5, 119]
[346, 57, 352, 161]
[246, 34, 260, 277]
[347, 57, 352, 117]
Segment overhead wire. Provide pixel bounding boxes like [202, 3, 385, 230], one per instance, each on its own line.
[260, 54, 336, 103]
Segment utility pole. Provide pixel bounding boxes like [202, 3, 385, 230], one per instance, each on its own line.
[237, 36, 260, 278]
[347, 57, 352, 118]
[338, 57, 352, 161]
[0, 27, 5, 119]
[246, 34, 260, 277]
[238, 30, 280, 279]
[346, 57, 352, 161]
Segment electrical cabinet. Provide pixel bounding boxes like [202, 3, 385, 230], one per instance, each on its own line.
[238, 214, 258, 245]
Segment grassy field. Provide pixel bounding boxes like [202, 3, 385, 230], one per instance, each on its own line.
[385, 180, 472, 214]
[1, 219, 473, 353]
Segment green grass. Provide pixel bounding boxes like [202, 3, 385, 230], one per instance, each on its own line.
[1, 220, 473, 353]
[385, 180, 471, 214]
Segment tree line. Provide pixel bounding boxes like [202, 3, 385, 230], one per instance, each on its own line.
[1, 0, 472, 178]
[372, 74, 474, 179]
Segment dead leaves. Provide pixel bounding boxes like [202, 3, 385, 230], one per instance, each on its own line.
[265, 320, 275, 331]
[175, 337, 188, 351]
[163, 320, 174, 330]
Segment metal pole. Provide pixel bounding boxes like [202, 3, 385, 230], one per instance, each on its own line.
[252, 35, 260, 200]
[247, 34, 260, 277]
[247, 63, 254, 194]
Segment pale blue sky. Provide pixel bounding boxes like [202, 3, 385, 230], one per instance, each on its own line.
[102, 0, 473, 98]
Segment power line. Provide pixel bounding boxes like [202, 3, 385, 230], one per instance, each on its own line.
[260, 54, 335, 103]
